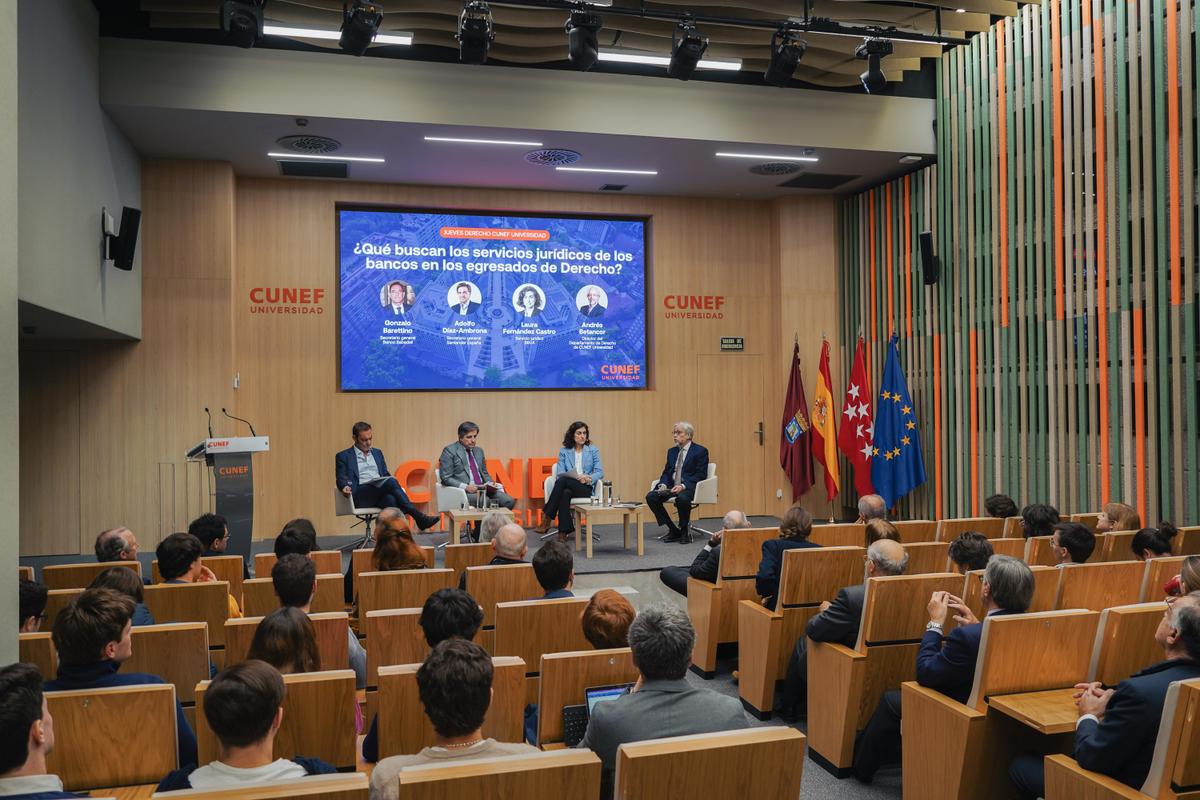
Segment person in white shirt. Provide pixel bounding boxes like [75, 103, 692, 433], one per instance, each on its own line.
[384, 281, 410, 316]
[0, 663, 78, 799]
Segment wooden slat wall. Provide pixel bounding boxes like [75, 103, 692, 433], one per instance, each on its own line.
[839, 0, 1199, 523]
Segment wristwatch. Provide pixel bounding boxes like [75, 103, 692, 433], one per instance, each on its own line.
[925, 621, 945, 633]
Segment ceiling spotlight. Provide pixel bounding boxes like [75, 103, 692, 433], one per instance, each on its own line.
[763, 26, 806, 86]
[219, 0, 264, 48]
[339, 0, 384, 56]
[668, 21, 709, 81]
[565, 10, 603, 71]
[458, 1, 495, 64]
[855, 38, 892, 94]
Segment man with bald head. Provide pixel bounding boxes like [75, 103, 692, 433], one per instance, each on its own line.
[856, 494, 888, 522]
[94, 527, 139, 563]
[658, 510, 752, 596]
[458, 522, 528, 590]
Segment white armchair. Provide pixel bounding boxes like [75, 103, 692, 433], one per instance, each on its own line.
[434, 468, 469, 513]
[333, 488, 381, 543]
[647, 463, 719, 517]
[542, 464, 598, 506]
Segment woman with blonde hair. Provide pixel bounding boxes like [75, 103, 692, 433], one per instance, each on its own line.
[1097, 502, 1141, 533]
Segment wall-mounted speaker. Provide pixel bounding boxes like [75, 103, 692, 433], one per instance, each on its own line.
[919, 230, 939, 285]
[106, 206, 141, 271]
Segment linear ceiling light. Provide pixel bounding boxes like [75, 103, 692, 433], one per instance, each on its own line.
[556, 166, 657, 175]
[597, 50, 741, 70]
[716, 151, 819, 162]
[267, 152, 386, 163]
[424, 136, 544, 146]
[262, 25, 412, 45]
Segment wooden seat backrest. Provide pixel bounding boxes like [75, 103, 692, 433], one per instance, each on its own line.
[150, 771, 369, 798]
[1140, 678, 1200, 798]
[1024, 536, 1058, 566]
[365, 608, 428, 685]
[903, 541, 951, 574]
[1055, 560, 1145, 611]
[614, 727, 806, 798]
[1087, 602, 1166, 686]
[777, 546, 864, 608]
[464, 564, 542, 627]
[144, 581, 231, 647]
[444, 542, 495, 583]
[153, 556, 244, 601]
[891, 520, 937, 543]
[855, 573, 964, 650]
[1176, 526, 1200, 556]
[989, 538, 1027, 559]
[46, 684, 178, 790]
[43, 560, 140, 590]
[196, 670, 357, 768]
[718, 527, 781, 580]
[964, 609, 1100, 712]
[1142, 556, 1187, 601]
[1070, 512, 1101, 531]
[254, 550, 343, 577]
[123, 622, 211, 704]
[19, 631, 56, 678]
[396, 750, 600, 797]
[18, 565, 33, 581]
[376, 657, 526, 758]
[1001, 516, 1022, 538]
[43, 588, 84, 632]
[494, 598, 593, 674]
[536, 648, 637, 746]
[808, 523, 865, 548]
[1099, 531, 1138, 562]
[961, 565, 1059, 618]
[242, 575, 343, 617]
[224, 612, 350, 671]
[936, 517, 1006, 542]
[358, 568, 454, 622]
[352, 549, 436, 597]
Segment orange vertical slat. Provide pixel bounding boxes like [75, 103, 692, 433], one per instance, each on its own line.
[886, 183, 894, 335]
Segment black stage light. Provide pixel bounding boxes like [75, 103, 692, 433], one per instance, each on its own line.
[219, 0, 264, 48]
[668, 21, 708, 80]
[763, 26, 806, 86]
[340, 0, 384, 56]
[855, 37, 893, 93]
[458, 0, 496, 64]
[565, 10, 603, 71]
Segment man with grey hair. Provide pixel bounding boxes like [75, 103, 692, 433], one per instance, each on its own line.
[777, 539, 909, 721]
[856, 494, 888, 522]
[458, 522, 527, 590]
[577, 603, 748, 797]
[853, 554, 1035, 783]
[658, 509, 751, 596]
[477, 510, 509, 544]
[94, 527, 139, 563]
[646, 421, 710, 544]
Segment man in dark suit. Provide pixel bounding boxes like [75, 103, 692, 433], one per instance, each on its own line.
[438, 421, 516, 511]
[853, 555, 1035, 783]
[1009, 591, 1200, 799]
[777, 539, 909, 721]
[383, 280, 411, 317]
[458, 523, 527, 590]
[579, 285, 606, 317]
[335, 421, 438, 531]
[646, 421, 710, 544]
[451, 282, 481, 316]
[659, 510, 750, 596]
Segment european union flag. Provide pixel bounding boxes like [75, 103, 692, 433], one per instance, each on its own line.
[870, 335, 927, 509]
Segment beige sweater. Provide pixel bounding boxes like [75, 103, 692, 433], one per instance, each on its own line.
[368, 738, 538, 800]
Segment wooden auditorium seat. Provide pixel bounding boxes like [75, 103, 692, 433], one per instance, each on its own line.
[904, 541, 951, 574]
[18, 564, 33, 581]
[42, 560, 141, 590]
[1142, 556, 1187, 601]
[686, 526, 778, 677]
[1175, 526, 1200, 555]
[1098, 531, 1138, 562]
[254, 550, 343, 577]
[356, 568, 454, 625]
[42, 587, 83, 632]
[364, 608, 428, 686]
[125, 622, 211, 704]
[195, 670, 357, 769]
[806, 572, 964, 773]
[737, 545, 865, 717]
[462, 563, 542, 653]
[242, 574, 343, 616]
[225, 612, 351, 672]
[535, 648, 637, 747]
[1001, 516, 1023, 537]
[891, 520, 938, 543]
[19, 631, 56, 678]
[494, 598, 593, 704]
[1087, 602, 1167, 687]
[45, 683, 179, 791]
[144, 581, 232, 648]
[613, 727, 807, 799]
[1024, 535, 1059, 567]
[151, 771, 369, 798]
[900, 609, 1101, 800]
[1054, 560, 1145, 611]
[989, 538, 1028, 559]
[936, 516, 1006, 541]
[374, 657, 526, 758]
[350, 547, 435, 600]
[962, 565, 1059, 618]
[808, 522, 866, 548]
[153, 556, 245, 604]
[1070, 512, 1102, 531]
[395, 749, 600, 798]
[443, 542, 495, 584]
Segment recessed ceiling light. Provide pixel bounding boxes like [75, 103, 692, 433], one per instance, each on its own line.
[424, 136, 544, 146]
[716, 151, 819, 162]
[262, 25, 412, 45]
[597, 51, 742, 71]
[556, 166, 658, 175]
[267, 152, 385, 163]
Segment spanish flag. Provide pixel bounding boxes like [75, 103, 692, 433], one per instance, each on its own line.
[811, 339, 840, 501]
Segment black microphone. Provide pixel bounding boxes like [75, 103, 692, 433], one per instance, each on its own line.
[221, 408, 257, 437]
[204, 407, 213, 438]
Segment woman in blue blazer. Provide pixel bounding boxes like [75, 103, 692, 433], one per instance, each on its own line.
[536, 421, 604, 541]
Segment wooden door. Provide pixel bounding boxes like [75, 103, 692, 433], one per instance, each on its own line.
[695, 354, 766, 517]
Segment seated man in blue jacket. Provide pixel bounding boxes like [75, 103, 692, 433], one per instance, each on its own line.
[44, 587, 198, 768]
[0, 663, 82, 799]
[646, 421, 710, 544]
[659, 510, 751, 596]
[1009, 591, 1200, 799]
[336, 421, 438, 531]
[852, 555, 1035, 783]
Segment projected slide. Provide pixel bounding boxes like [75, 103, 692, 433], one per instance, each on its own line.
[338, 207, 648, 391]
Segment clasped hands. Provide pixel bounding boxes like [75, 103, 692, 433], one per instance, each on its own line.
[926, 591, 979, 627]
[1072, 681, 1114, 718]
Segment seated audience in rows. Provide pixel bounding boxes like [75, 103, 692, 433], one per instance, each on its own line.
[756, 506, 818, 610]
[1130, 522, 1178, 561]
[1097, 501, 1141, 533]
[345, 508, 407, 602]
[864, 517, 899, 548]
[45, 588, 198, 766]
[157, 532, 243, 619]
[369, 639, 538, 800]
[272, 554, 366, 688]
[581, 589, 635, 649]
[984, 493, 1018, 519]
[18, 580, 47, 634]
[93, 526, 139, 564]
[458, 522, 527, 590]
[372, 519, 426, 572]
[1020, 502, 1060, 538]
[578, 603, 749, 798]
[778, 539, 909, 722]
[853, 555, 1035, 783]
[856, 494, 887, 522]
[157, 660, 335, 791]
[947, 531, 994, 573]
[658, 509, 751, 596]
[1009, 591, 1200, 799]
[0, 663, 79, 799]
[1052, 521, 1095, 566]
[88, 567, 155, 626]
[189, 512, 248, 579]
[277, 518, 319, 555]
[532, 541, 574, 599]
[477, 510, 509, 544]
[362, 588, 484, 762]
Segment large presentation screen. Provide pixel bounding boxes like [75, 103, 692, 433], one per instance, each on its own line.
[338, 207, 648, 391]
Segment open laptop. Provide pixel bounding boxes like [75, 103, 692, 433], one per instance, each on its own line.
[562, 682, 636, 747]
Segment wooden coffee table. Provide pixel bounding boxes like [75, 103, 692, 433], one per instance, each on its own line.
[569, 503, 645, 559]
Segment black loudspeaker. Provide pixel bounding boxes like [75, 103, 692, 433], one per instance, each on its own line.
[919, 230, 939, 285]
[109, 207, 141, 271]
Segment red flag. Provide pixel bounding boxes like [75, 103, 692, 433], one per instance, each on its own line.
[837, 336, 876, 497]
[779, 342, 814, 501]
[811, 339, 840, 501]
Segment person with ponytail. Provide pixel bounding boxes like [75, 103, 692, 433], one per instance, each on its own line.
[1129, 522, 1179, 561]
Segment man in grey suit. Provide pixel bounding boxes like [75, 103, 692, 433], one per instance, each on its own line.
[777, 539, 909, 721]
[438, 421, 516, 512]
[577, 602, 748, 798]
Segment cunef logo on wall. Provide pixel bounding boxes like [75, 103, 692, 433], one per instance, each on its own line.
[663, 295, 725, 320]
[249, 287, 326, 315]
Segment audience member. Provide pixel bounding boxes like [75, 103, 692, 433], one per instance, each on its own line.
[93, 527, 138, 563]
[1097, 502, 1141, 533]
[88, 567, 155, 626]
[864, 517, 899, 547]
[371, 519, 427, 572]
[246, 607, 320, 674]
[458, 522, 527, 590]
[273, 529, 313, 562]
[1020, 503, 1060, 538]
[189, 513, 230, 557]
[18, 580, 47, 634]
[984, 493, 1018, 519]
[1130, 522, 1178, 561]
[853, 555, 1034, 783]
[368, 640, 538, 800]
[777, 539, 908, 722]
[856, 494, 887, 522]
[156, 532, 243, 619]
[532, 541, 574, 599]
[345, 508, 406, 602]
[272, 554, 365, 688]
[477, 510, 509, 544]
[0, 663, 79, 799]
[581, 589, 635, 649]
[1052, 521, 1096, 565]
[156, 661, 335, 791]
[278, 518, 319, 553]
[659, 510, 751, 596]
[947, 531, 994, 573]
[1181, 557, 1200, 593]
[577, 603, 748, 798]
[45, 588, 197, 766]
[756, 506, 819, 610]
[1009, 592, 1200, 799]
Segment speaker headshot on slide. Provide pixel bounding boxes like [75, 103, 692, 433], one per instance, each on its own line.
[448, 281, 482, 316]
[438, 421, 516, 511]
[335, 421, 439, 531]
[578, 285, 607, 317]
[381, 280, 413, 316]
[512, 284, 545, 319]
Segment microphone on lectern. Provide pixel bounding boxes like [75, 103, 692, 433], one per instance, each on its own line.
[204, 407, 214, 438]
[221, 408, 257, 437]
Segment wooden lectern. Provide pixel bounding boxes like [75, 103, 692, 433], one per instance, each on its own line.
[186, 437, 269, 564]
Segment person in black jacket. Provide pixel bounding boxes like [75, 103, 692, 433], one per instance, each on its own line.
[756, 506, 820, 610]
[659, 510, 751, 596]
[1009, 591, 1200, 799]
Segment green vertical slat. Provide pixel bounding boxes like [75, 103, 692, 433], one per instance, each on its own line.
[1153, 0, 1172, 518]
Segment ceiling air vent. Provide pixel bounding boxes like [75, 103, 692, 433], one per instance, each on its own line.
[278, 160, 348, 179]
[778, 173, 859, 189]
[599, 184, 626, 191]
[275, 135, 342, 154]
[749, 162, 802, 176]
[524, 148, 582, 166]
